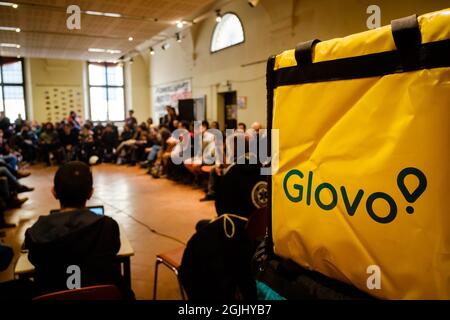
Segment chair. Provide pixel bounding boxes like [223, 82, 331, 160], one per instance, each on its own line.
[153, 246, 186, 300]
[32, 284, 122, 301]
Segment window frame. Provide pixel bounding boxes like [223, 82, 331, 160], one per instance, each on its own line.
[210, 12, 246, 54]
[0, 57, 27, 120]
[87, 62, 126, 122]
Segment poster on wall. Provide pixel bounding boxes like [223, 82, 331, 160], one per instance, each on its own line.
[35, 86, 83, 124]
[238, 96, 247, 109]
[152, 79, 192, 123]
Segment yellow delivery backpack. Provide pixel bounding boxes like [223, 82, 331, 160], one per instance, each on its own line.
[267, 9, 450, 300]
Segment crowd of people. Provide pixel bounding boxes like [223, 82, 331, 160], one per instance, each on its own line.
[0, 105, 269, 300]
[0, 106, 265, 204]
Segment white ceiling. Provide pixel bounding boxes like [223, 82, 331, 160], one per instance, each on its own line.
[0, 0, 215, 60]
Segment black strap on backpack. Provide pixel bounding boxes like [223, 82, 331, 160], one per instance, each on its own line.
[294, 39, 321, 66]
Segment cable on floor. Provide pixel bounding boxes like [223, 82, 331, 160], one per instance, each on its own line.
[92, 196, 186, 246]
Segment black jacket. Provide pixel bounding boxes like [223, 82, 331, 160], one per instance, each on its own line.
[59, 129, 79, 147]
[24, 209, 121, 295]
[179, 215, 257, 300]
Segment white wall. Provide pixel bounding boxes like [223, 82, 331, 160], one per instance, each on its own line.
[27, 55, 151, 124]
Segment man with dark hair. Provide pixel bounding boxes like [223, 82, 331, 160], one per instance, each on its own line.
[24, 161, 130, 298]
[0, 112, 12, 139]
[125, 110, 137, 131]
[237, 122, 247, 133]
[59, 123, 79, 162]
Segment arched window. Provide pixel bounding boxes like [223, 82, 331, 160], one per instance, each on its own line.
[211, 13, 245, 53]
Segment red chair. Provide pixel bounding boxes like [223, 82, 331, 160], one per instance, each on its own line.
[32, 285, 122, 301]
[153, 246, 186, 300]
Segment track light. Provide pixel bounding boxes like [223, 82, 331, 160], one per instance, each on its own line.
[0, 43, 20, 48]
[176, 33, 181, 43]
[85, 11, 121, 18]
[161, 43, 170, 50]
[0, 2, 18, 8]
[215, 10, 222, 23]
[107, 49, 121, 54]
[0, 26, 20, 32]
[176, 21, 184, 29]
[248, 0, 260, 7]
[129, 58, 134, 64]
[149, 47, 155, 55]
[88, 48, 106, 53]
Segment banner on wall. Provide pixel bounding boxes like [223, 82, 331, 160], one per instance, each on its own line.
[152, 79, 192, 123]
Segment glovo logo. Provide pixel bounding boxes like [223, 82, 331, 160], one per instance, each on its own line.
[283, 167, 427, 224]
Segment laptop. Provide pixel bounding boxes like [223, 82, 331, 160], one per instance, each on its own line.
[49, 205, 105, 216]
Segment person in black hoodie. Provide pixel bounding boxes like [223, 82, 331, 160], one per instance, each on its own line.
[59, 123, 79, 162]
[24, 161, 132, 298]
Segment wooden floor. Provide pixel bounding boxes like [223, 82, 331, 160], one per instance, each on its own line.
[0, 163, 216, 300]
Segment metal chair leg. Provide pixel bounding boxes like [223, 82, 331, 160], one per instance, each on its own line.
[178, 278, 186, 300]
[174, 269, 186, 300]
[153, 258, 162, 300]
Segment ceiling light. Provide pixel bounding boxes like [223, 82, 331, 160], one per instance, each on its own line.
[176, 21, 184, 29]
[129, 58, 134, 64]
[161, 43, 170, 50]
[103, 12, 121, 18]
[176, 33, 181, 43]
[0, 2, 18, 8]
[0, 43, 20, 48]
[88, 48, 106, 53]
[149, 47, 155, 56]
[85, 11, 103, 16]
[107, 49, 121, 54]
[215, 10, 222, 23]
[85, 11, 121, 18]
[128, 36, 134, 41]
[17, 55, 21, 58]
[0, 26, 20, 32]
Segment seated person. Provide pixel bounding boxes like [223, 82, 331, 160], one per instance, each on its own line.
[78, 124, 96, 164]
[39, 122, 61, 166]
[148, 125, 173, 178]
[17, 125, 39, 164]
[0, 176, 29, 228]
[183, 121, 215, 182]
[128, 124, 149, 166]
[59, 123, 79, 162]
[101, 123, 119, 163]
[24, 161, 132, 298]
[0, 167, 33, 195]
[115, 123, 135, 164]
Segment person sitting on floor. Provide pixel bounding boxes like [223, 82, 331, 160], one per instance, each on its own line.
[24, 161, 133, 298]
